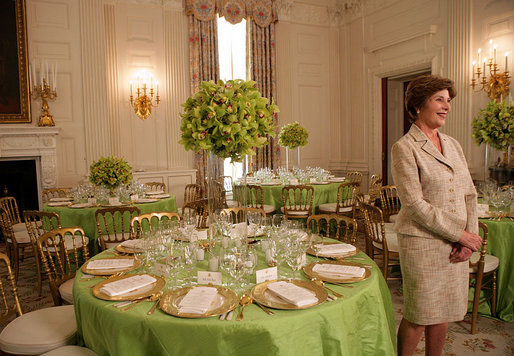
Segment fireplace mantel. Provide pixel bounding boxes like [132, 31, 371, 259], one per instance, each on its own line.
[0, 125, 61, 189]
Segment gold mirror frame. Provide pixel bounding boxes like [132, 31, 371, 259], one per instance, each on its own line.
[0, 0, 31, 123]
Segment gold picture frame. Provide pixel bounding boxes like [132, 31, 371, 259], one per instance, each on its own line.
[0, 0, 31, 123]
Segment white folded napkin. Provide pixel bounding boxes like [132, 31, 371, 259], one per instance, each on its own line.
[151, 194, 170, 199]
[312, 264, 365, 279]
[266, 281, 318, 307]
[477, 203, 489, 217]
[231, 223, 248, 238]
[119, 239, 145, 251]
[179, 228, 208, 241]
[99, 274, 156, 297]
[329, 177, 346, 182]
[146, 190, 165, 195]
[86, 258, 134, 270]
[178, 286, 218, 314]
[314, 243, 356, 255]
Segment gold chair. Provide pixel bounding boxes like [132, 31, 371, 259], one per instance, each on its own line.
[0, 196, 25, 233]
[38, 227, 90, 306]
[379, 185, 401, 223]
[360, 202, 400, 280]
[366, 174, 382, 204]
[347, 171, 363, 187]
[23, 210, 62, 296]
[247, 185, 276, 215]
[0, 252, 80, 355]
[220, 207, 266, 224]
[183, 184, 202, 206]
[95, 206, 141, 251]
[182, 199, 209, 229]
[0, 207, 34, 283]
[306, 214, 358, 244]
[318, 182, 360, 217]
[131, 211, 181, 238]
[42, 188, 71, 203]
[468, 222, 499, 334]
[144, 182, 166, 192]
[281, 185, 314, 221]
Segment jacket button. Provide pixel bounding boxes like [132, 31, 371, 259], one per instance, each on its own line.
[449, 178, 454, 182]
[449, 188, 454, 193]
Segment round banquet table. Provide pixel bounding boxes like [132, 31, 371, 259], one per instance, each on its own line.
[43, 196, 177, 255]
[241, 182, 342, 214]
[472, 217, 514, 322]
[73, 243, 396, 356]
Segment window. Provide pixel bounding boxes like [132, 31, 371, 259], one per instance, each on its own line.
[217, 15, 247, 181]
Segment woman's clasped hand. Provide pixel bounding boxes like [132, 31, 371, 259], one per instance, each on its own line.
[449, 230, 482, 263]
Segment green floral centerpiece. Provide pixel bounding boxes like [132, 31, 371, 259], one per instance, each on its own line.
[278, 121, 308, 149]
[89, 156, 133, 190]
[179, 79, 278, 162]
[472, 100, 514, 152]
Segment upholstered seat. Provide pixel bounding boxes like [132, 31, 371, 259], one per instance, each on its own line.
[261, 204, 276, 214]
[12, 222, 27, 233]
[372, 231, 399, 253]
[58, 279, 75, 304]
[469, 252, 499, 274]
[280, 206, 311, 215]
[0, 305, 77, 355]
[389, 214, 398, 223]
[7, 229, 31, 244]
[42, 345, 98, 356]
[318, 203, 352, 214]
[45, 235, 90, 253]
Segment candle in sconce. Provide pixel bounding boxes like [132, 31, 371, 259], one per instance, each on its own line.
[472, 61, 475, 79]
[483, 59, 486, 74]
[477, 48, 481, 65]
[39, 59, 44, 85]
[489, 39, 493, 59]
[493, 44, 497, 64]
[130, 80, 133, 96]
[156, 81, 159, 96]
[45, 61, 49, 85]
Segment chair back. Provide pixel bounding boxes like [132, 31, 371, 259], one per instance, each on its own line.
[0, 197, 21, 225]
[379, 185, 400, 219]
[210, 180, 228, 209]
[281, 185, 314, 218]
[23, 210, 62, 245]
[0, 208, 16, 247]
[42, 188, 71, 203]
[306, 214, 357, 244]
[347, 171, 363, 187]
[470, 222, 489, 276]
[360, 202, 389, 249]
[336, 182, 360, 215]
[144, 182, 166, 192]
[95, 206, 141, 251]
[0, 253, 23, 322]
[220, 207, 265, 224]
[183, 184, 202, 206]
[38, 227, 89, 305]
[368, 175, 382, 203]
[131, 212, 180, 237]
[182, 199, 209, 228]
[247, 185, 264, 209]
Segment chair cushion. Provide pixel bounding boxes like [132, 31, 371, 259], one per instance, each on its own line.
[58, 279, 74, 304]
[262, 204, 276, 214]
[7, 229, 31, 244]
[372, 231, 399, 253]
[46, 236, 90, 253]
[280, 206, 309, 216]
[12, 222, 26, 233]
[42, 345, 97, 356]
[318, 203, 336, 213]
[226, 200, 239, 208]
[469, 252, 499, 274]
[389, 214, 398, 223]
[0, 305, 76, 355]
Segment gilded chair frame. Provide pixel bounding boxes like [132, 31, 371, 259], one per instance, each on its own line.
[95, 206, 141, 251]
[379, 185, 401, 222]
[360, 202, 400, 280]
[184, 184, 202, 206]
[182, 199, 209, 228]
[131, 211, 181, 238]
[306, 214, 358, 244]
[37, 227, 89, 306]
[347, 171, 363, 188]
[144, 182, 166, 192]
[23, 210, 62, 296]
[335, 182, 360, 217]
[0, 197, 22, 226]
[247, 185, 265, 210]
[220, 207, 266, 224]
[281, 185, 314, 220]
[367, 174, 382, 204]
[469, 222, 497, 334]
[0, 252, 23, 322]
[42, 188, 71, 203]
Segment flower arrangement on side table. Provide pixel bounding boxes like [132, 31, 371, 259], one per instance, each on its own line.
[179, 79, 279, 162]
[89, 156, 133, 191]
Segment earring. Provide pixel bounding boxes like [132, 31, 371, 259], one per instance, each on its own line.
[416, 109, 420, 114]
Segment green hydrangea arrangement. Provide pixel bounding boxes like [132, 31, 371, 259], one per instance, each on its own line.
[278, 121, 308, 149]
[89, 156, 133, 190]
[179, 79, 279, 162]
[472, 100, 514, 151]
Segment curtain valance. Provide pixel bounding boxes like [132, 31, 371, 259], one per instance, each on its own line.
[185, 0, 277, 27]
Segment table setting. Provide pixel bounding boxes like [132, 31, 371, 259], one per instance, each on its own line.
[73, 213, 396, 355]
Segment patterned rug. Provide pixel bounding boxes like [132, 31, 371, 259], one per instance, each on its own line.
[0, 244, 512, 355]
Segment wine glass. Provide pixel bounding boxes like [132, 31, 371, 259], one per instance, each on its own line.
[285, 243, 306, 280]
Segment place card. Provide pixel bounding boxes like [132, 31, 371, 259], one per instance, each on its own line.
[152, 262, 168, 276]
[310, 178, 316, 183]
[130, 194, 139, 201]
[290, 179, 299, 185]
[109, 197, 120, 205]
[197, 271, 222, 285]
[256, 266, 277, 284]
[86, 258, 134, 270]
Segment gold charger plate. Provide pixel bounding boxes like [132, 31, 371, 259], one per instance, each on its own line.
[304, 260, 371, 284]
[306, 241, 359, 259]
[159, 285, 238, 318]
[115, 243, 143, 254]
[251, 279, 328, 310]
[92, 273, 165, 301]
[81, 256, 141, 275]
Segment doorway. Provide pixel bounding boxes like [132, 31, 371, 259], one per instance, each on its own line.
[381, 70, 430, 185]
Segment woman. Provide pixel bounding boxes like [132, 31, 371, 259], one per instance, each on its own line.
[391, 75, 482, 356]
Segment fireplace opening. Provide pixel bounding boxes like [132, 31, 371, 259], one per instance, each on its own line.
[0, 159, 39, 213]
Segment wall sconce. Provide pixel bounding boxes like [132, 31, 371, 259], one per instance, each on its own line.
[471, 40, 510, 101]
[129, 76, 160, 120]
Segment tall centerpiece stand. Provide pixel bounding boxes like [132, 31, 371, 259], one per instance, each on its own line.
[278, 121, 308, 170]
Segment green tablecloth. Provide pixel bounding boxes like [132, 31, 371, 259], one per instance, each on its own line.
[43, 197, 177, 255]
[73, 245, 396, 355]
[247, 183, 340, 214]
[472, 218, 514, 322]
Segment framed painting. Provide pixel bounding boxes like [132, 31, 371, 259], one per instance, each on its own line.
[0, 0, 31, 123]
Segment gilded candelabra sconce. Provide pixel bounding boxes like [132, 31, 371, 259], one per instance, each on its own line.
[29, 60, 58, 127]
[129, 76, 160, 120]
[470, 41, 510, 101]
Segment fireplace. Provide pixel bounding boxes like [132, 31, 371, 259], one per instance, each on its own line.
[0, 158, 39, 212]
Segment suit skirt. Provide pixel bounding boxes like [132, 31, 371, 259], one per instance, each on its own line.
[398, 233, 469, 325]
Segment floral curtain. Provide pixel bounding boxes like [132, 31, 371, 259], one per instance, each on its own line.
[185, 0, 279, 174]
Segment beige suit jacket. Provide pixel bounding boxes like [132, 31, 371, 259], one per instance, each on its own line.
[391, 124, 478, 242]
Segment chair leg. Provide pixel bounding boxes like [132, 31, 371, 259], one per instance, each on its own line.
[33, 245, 43, 296]
[13, 246, 20, 283]
[491, 272, 497, 317]
[383, 251, 389, 280]
[470, 273, 483, 334]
